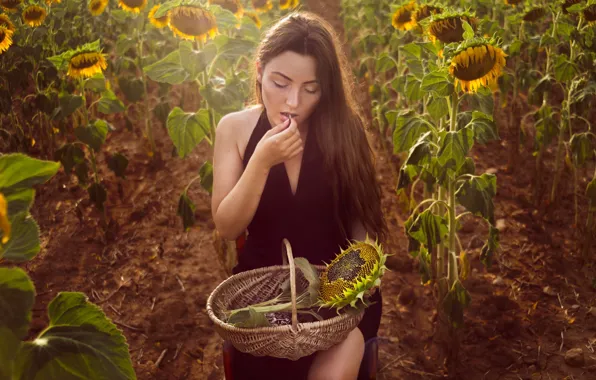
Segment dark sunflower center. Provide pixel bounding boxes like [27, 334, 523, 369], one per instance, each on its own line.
[171, 9, 214, 36]
[71, 54, 100, 70]
[91, 1, 102, 11]
[1, 0, 21, 8]
[24, 9, 44, 21]
[431, 17, 471, 44]
[523, 8, 545, 22]
[327, 249, 365, 282]
[453, 48, 496, 81]
[415, 6, 441, 22]
[122, 0, 144, 8]
[585, 5, 596, 22]
[212, 0, 239, 13]
[396, 10, 412, 24]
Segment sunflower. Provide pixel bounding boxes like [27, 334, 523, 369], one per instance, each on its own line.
[88, 0, 108, 16]
[0, 25, 12, 54]
[391, 1, 416, 31]
[67, 51, 108, 79]
[279, 0, 298, 10]
[251, 0, 272, 12]
[562, 0, 582, 14]
[583, 4, 596, 24]
[209, 0, 243, 18]
[1, 0, 22, 13]
[428, 13, 476, 44]
[0, 193, 10, 244]
[44, 0, 61, 6]
[22, 5, 46, 27]
[245, 10, 261, 28]
[504, 0, 523, 5]
[319, 237, 388, 310]
[168, 5, 218, 42]
[412, 4, 442, 23]
[449, 40, 507, 93]
[118, 0, 146, 14]
[0, 13, 15, 32]
[149, 5, 169, 28]
[522, 7, 546, 22]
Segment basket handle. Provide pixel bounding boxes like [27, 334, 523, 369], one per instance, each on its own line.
[281, 238, 298, 331]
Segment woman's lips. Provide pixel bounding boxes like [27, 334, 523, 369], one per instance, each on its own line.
[280, 112, 298, 122]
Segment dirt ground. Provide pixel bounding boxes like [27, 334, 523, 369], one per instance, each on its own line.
[11, 1, 596, 379]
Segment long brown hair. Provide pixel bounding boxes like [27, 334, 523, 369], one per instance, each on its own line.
[250, 12, 387, 243]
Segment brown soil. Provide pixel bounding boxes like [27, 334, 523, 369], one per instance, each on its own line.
[6, 1, 596, 379]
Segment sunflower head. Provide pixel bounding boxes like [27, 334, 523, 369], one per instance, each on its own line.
[118, 0, 147, 14]
[562, 0, 582, 14]
[279, 0, 299, 10]
[448, 37, 507, 93]
[244, 10, 261, 29]
[209, 0, 243, 18]
[584, 4, 596, 24]
[22, 5, 46, 27]
[412, 4, 443, 24]
[0, 193, 10, 244]
[44, 0, 61, 6]
[251, 0, 272, 12]
[319, 237, 387, 310]
[0, 13, 15, 32]
[504, 0, 523, 5]
[68, 51, 108, 79]
[0, 25, 13, 54]
[88, 0, 108, 16]
[169, 5, 218, 42]
[522, 7, 546, 22]
[428, 11, 477, 44]
[149, 4, 169, 28]
[391, 1, 416, 31]
[0, 0, 22, 13]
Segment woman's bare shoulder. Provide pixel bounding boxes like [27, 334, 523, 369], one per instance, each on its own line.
[217, 105, 263, 160]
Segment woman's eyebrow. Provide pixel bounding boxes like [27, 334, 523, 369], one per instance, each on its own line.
[272, 71, 318, 84]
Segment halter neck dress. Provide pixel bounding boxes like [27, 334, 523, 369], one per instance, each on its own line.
[229, 108, 382, 380]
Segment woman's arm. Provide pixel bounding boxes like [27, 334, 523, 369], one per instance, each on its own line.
[351, 219, 370, 241]
[211, 113, 271, 240]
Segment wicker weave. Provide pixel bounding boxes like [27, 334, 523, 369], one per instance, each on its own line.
[206, 239, 365, 361]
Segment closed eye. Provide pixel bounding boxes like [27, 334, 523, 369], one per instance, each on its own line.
[273, 81, 288, 89]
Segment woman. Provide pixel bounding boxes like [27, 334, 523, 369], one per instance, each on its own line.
[211, 11, 387, 380]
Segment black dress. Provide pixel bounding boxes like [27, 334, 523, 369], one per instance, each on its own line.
[229, 108, 382, 380]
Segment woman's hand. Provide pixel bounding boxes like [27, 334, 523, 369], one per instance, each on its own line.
[252, 117, 303, 169]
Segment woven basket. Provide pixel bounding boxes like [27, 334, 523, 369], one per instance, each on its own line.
[206, 238, 365, 361]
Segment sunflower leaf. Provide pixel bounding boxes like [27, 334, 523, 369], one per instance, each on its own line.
[1, 212, 41, 262]
[199, 76, 247, 114]
[5, 189, 34, 217]
[0, 267, 35, 378]
[405, 75, 423, 102]
[179, 41, 216, 80]
[421, 71, 454, 97]
[85, 73, 107, 92]
[293, 257, 320, 306]
[167, 107, 209, 158]
[437, 128, 474, 171]
[13, 292, 136, 380]
[404, 132, 433, 166]
[462, 20, 474, 40]
[375, 52, 397, 73]
[405, 209, 449, 253]
[554, 55, 577, 82]
[400, 43, 422, 59]
[75, 120, 108, 152]
[586, 177, 596, 211]
[427, 95, 449, 121]
[143, 50, 188, 85]
[118, 77, 144, 103]
[455, 174, 496, 224]
[569, 132, 594, 167]
[98, 90, 125, 115]
[393, 112, 432, 153]
[199, 160, 213, 195]
[88, 183, 107, 211]
[480, 224, 500, 267]
[465, 111, 499, 144]
[0, 154, 60, 195]
[55, 93, 83, 119]
[442, 280, 471, 328]
[177, 193, 195, 231]
[107, 153, 128, 178]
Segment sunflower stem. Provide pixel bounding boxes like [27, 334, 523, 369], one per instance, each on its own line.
[551, 86, 572, 204]
[136, 18, 155, 158]
[447, 91, 459, 286]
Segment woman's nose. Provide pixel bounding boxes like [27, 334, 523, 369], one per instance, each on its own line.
[285, 87, 300, 108]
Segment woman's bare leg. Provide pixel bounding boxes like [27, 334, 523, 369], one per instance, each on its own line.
[307, 327, 365, 380]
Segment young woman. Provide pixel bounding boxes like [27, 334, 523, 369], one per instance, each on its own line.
[211, 11, 388, 380]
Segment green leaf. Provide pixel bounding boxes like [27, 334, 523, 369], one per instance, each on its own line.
[427, 96, 449, 121]
[199, 161, 214, 195]
[375, 52, 396, 73]
[586, 177, 596, 211]
[0, 154, 60, 195]
[442, 280, 471, 328]
[115, 35, 136, 56]
[400, 43, 422, 59]
[535, 104, 558, 146]
[393, 111, 432, 153]
[406, 209, 449, 253]
[462, 20, 475, 40]
[54, 143, 85, 174]
[437, 129, 474, 171]
[118, 77, 144, 103]
[213, 36, 256, 64]
[465, 111, 499, 144]
[85, 73, 107, 92]
[566, 3, 586, 13]
[293, 257, 321, 306]
[199, 76, 246, 114]
[107, 153, 128, 178]
[167, 107, 209, 158]
[480, 225, 500, 267]
[177, 193, 195, 231]
[56, 93, 83, 119]
[143, 50, 188, 85]
[75, 161, 89, 186]
[421, 71, 454, 97]
[5, 189, 34, 216]
[417, 246, 432, 285]
[405, 75, 423, 102]
[13, 292, 136, 380]
[153, 102, 170, 125]
[508, 40, 522, 56]
[227, 307, 271, 328]
[569, 132, 594, 167]
[554, 55, 577, 82]
[0, 267, 34, 379]
[1, 212, 40, 262]
[75, 120, 108, 152]
[88, 182, 107, 211]
[98, 90, 125, 115]
[404, 132, 433, 166]
[455, 174, 497, 224]
[179, 41, 216, 79]
[462, 88, 494, 115]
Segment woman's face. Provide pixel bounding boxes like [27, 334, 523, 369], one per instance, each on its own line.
[257, 51, 322, 127]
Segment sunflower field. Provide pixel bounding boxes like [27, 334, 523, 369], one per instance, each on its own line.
[1, 0, 596, 378]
